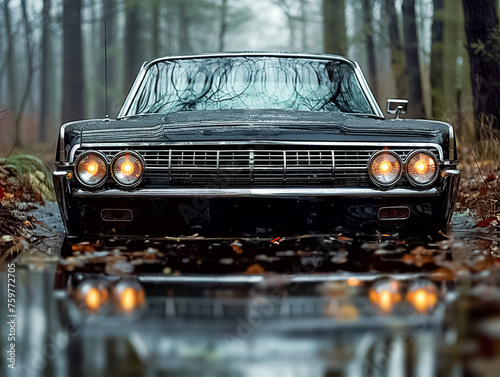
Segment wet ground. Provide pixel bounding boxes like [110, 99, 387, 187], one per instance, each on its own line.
[0, 204, 500, 377]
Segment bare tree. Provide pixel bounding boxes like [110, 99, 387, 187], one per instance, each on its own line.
[39, 0, 51, 142]
[13, 0, 35, 147]
[462, 0, 500, 135]
[384, 0, 406, 99]
[124, 0, 142, 94]
[402, 0, 425, 117]
[362, 0, 377, 97]
[2, 0, 16, 114]
[219, 0, 228, 51]
[323, 0, 347, 55]
[179, 2, 192, 53]
[62, 0, 84, 123]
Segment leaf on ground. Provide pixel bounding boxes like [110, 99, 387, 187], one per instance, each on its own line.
[230, 240, 243, 254]
[246, 263, 264, 274]
[486, 173, 496, 182]
[477, 217, 497, 227]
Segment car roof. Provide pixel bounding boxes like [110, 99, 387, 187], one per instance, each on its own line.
[142, 51, 358, 70]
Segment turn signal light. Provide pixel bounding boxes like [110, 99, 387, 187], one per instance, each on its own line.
[378, 207, 410, 220]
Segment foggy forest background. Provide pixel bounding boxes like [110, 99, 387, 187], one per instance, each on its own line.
[1, 0, 499, 157]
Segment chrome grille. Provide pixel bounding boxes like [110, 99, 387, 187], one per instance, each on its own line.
[74, 146, 440, 187]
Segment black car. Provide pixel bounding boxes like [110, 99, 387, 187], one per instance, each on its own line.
[53, 52, 460, 237]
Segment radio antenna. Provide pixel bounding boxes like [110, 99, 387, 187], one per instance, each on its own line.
[104, 19, 109, 120]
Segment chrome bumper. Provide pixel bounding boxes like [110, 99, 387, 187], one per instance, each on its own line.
[74, 187, 442, 198]
[71, 170, 459, 198]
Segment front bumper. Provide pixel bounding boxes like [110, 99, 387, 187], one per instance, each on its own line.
[54, 170, 460, 237]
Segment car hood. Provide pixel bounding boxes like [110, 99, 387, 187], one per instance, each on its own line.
[60, 109, 452, 159]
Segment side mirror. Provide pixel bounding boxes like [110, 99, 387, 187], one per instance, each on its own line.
[386, 99, 408, 120]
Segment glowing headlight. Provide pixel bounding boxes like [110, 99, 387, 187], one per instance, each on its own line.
[406, 279, 438, 314]
[74, 280, 110, 314]
[406, 150, 438, 187]
[112, 280, 146, 314]
[111, 151, 145, 188]
[75, 151, 108, 188]
[369, 279, 402, 313]
[368, 151, 402, 187]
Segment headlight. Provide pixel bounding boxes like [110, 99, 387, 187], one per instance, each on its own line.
[111, 151, 145, 188]
[74, 280, 110, 314]
[406, 150, 438, 187]
[406, 279, 438, 313]
[112, 280, 146, 315]
[75, 151, 108, 188]
[368, 150, 402, 187]
[369, 279, 402, 313]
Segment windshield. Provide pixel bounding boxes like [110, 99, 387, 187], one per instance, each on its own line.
[125, 56, 374, 116]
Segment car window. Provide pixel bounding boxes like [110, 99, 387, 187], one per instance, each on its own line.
[127, 56, 374, 116]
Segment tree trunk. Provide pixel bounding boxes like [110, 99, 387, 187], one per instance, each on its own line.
[39, 0, 51, 142]
[179, 2, 191, 53]
[323, 0, 347, 55]
[102, 0, 117, 116]
[462, 0, 500, 136]
[13, 0, 34, 147]
[124, 0, 142, 95]
[300, 0, 307, 51]
[62, 0, 84, 123]
[431, 0, 445, 119]
[152, 0, 161, 57]
[219, 0, 228, 51]
[3, 0, 16, 111]
[363, 0, 377, 97]
[384, 0, 406, 99]
[402, 0, 425, 117]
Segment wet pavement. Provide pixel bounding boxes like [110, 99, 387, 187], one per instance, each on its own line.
[1, 206, 500, 377]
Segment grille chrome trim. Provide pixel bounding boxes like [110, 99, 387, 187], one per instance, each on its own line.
[72, 143, 443, 188]
[74, 141, 444, 161]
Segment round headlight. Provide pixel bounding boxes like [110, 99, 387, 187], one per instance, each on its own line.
[406, 279, 438, 314]
[368, 151, 402, 187]
[112, 280, 146, 315]
[369, 279, 402, 314]
[74, 279, 110, 314]
[111, 151, 145, 188]
[75, 151, 108, 188]
[406, 150, 438, 187]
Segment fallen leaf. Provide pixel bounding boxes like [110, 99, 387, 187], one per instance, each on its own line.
[486, 173, 496, 182]
[477, 238, 493, 249]
[271, 237, 281, 244]
[246, 263, 264, 274]
[230, 240, 243, 254]
[477, 217, 497, 227]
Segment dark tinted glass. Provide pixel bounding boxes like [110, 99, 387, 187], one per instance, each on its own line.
[128, 56, 373, 115]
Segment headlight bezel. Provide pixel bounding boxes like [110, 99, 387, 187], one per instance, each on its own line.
[110, 150, 145, 188]
[74, 150, 109, 189]
[405, 149, 439, 188]
[368, 150, 403, 188]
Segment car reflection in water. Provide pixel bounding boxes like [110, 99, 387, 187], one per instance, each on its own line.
[50, 234, 460, 377]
